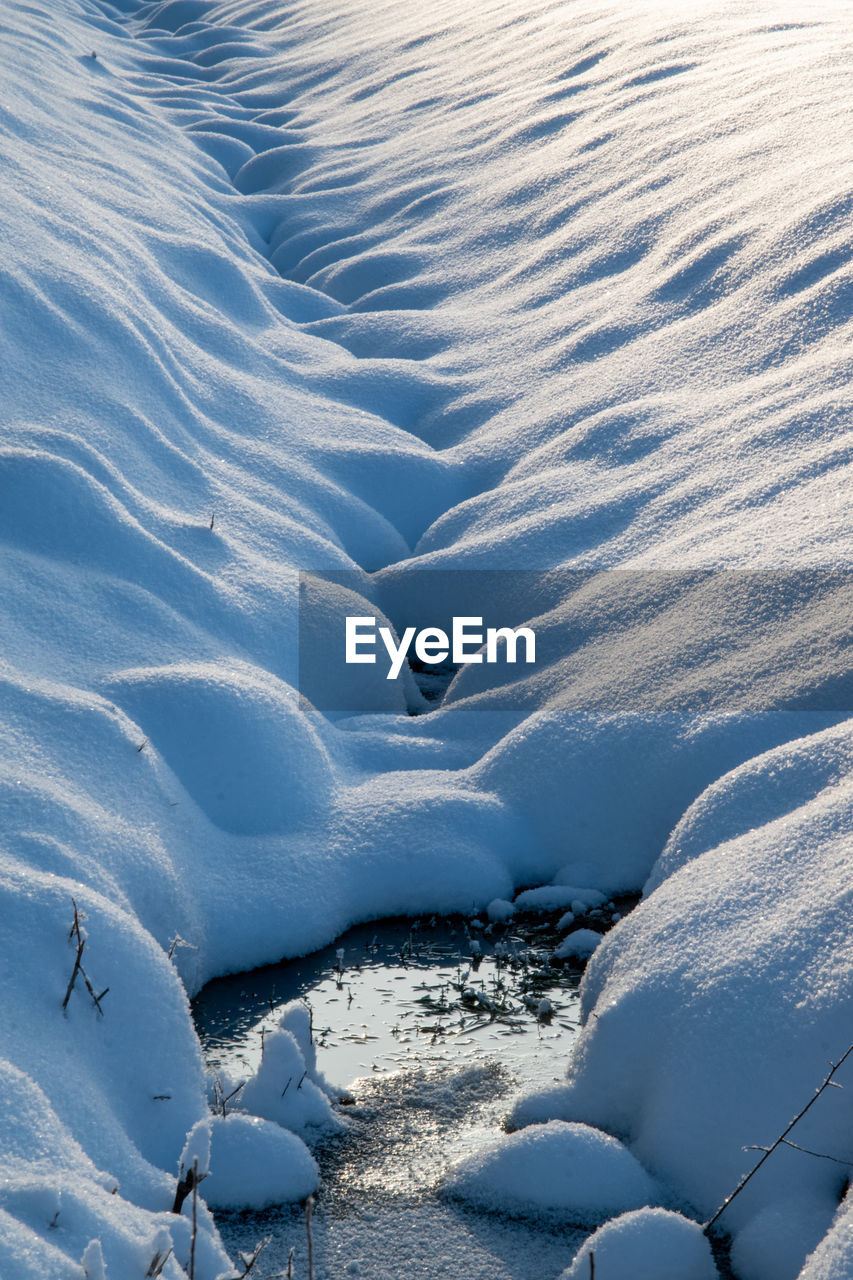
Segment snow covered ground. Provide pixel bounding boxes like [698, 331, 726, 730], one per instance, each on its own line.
[1, 0, 852, 1276]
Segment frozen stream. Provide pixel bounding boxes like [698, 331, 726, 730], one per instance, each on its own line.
[193, 915, 599, 1279]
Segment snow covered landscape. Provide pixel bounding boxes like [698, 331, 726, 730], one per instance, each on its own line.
[1, 0, 852, 1276]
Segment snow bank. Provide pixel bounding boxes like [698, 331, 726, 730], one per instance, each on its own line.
[1, 0, 851, 1273]
[443, 1120, 658, 1225]
[562, 1208, 718, 1280]
[511, 719, 853, 1279]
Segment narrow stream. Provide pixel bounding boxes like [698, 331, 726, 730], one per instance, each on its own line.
[193, 913, 615, 1279]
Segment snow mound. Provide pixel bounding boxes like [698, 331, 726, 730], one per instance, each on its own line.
[197, 1114, 319, 1211]
[106, 662, 335, 836]
[730, 1193, 838, 1280]
[541, 718, 853, 1280]
[514, 886, 606, 913]
[486, 897, 515, 923]
[562, 1208, 718, 1280]
[554, 929, 602, 961]
[238, 1005, 343, 1138]
[443, 1120, 658, 1225]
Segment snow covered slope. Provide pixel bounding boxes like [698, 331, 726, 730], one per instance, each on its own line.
[1, 0, 852, 1275]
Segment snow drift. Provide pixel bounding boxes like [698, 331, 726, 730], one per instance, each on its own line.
[1, 0, 852, 1275]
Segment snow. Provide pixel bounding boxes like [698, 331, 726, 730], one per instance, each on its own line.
[554, 929, 602, 961]
[238, 1021, 343, 1136]
[511, 720, 853, 1278]
[514, 887, 606, 914]
[1, 0, 851, 1274]
[443, 1121, 659, 1226]
[562, 1208, 718, 1280]
[486, 897, 516, 923]
[199, 1114, 319, 1211]
[82, 1239, 107, 1280]
[179, 1119, 212, 1180]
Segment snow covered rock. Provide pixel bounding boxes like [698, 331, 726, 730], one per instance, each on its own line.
[443, 1120, 658, 1225]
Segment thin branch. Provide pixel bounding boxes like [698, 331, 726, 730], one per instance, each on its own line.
[172, 1160, 207, 1216]
[145, 1247, 173, 1278]
[305, 1196, 314, 1280]
[705, 1042, 853, 1233]
[189, 1157, 199, 1280]
[779, 1138, 853, 1167]
[62, 900, 86, 1010]
[222, 1081, 246, 1115]
[237, 1238, 270, 1277]
[81, 970, 107, 1016]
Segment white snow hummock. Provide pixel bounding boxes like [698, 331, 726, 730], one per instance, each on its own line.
[562, 1208, 718, 1280]
[485, 898, 516, 923]
[442, 1121, 659, 1225]
[554, 929, 603, 961]
[198, 1115, 319, 1212]
[238, 1004, 343, 1138]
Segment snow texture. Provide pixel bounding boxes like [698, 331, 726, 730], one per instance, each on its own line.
[443, 1120, 659, 1225]
[1, 0, 852, 1274]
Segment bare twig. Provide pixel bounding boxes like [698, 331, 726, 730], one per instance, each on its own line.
[63, 900, 107, 1015]
[189, 1157, 199, 1280]
[705, 1042, 853, 1233]
[172, 1158, 207, 1216]
[212, 1077, 245, 1117]
[589, 1251, 595, 1280]
[145, 1247, 173, 1278]
[237, 1238, 270, 1276]
[81, 971, 107, 1015]
[62, 900, 86, 1010]
[305, 1196, 315, 1280]
[743, 1137, 853, 1167]
[222, 1081, 246, 1115]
